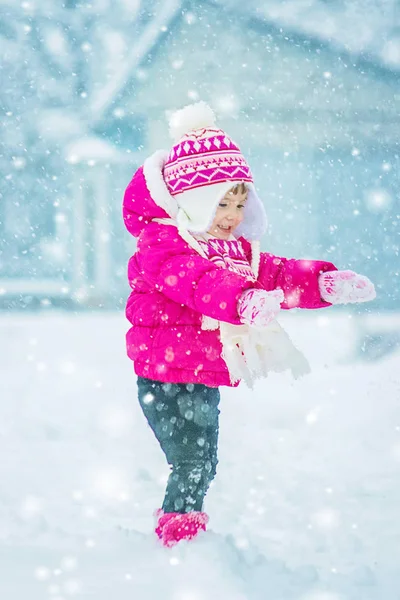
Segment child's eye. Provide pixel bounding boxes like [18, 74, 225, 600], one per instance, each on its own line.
[238, 204, 245, 209]
[218, 203, 227, 207]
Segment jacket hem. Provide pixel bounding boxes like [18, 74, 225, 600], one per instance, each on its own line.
[132, 361, 239, 388]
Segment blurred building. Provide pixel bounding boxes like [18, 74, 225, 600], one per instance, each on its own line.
[0, 0, 398, 310]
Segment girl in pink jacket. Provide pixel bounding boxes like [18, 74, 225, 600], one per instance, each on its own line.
[123, 102, 375, 547]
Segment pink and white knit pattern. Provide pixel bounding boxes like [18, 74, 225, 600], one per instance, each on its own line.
[163, 127, 253, 196]
[197, 237, 256, 281]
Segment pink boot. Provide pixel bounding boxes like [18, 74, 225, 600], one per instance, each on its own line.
[154, 509, 209, 547]
[154, 509, 178, 539]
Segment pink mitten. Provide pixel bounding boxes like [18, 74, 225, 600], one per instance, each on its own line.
[238, 288, 284, 327]
[319, 270, 376, 305]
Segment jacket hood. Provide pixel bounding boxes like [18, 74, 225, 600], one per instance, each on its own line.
[123, 150, 267, 240]
[123, 150, 178, 238]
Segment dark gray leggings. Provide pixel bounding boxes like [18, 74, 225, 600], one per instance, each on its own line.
[137, 377, 220, 514]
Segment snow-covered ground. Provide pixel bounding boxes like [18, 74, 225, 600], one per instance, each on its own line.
[1, 311, 400, 600]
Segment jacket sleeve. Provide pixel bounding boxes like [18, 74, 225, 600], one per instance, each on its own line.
[257, 252, 338, 309]
[136, 223, 261, 324]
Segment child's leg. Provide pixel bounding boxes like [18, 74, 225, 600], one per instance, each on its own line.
[137, 377, 220, 514]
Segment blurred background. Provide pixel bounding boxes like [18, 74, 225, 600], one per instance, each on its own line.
[0, 0, 399, 316]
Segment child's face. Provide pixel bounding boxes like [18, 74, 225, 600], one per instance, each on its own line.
[207, 185, 248, 240]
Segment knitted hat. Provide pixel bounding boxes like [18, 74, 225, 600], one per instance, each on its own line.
[162, 102, 267, 240]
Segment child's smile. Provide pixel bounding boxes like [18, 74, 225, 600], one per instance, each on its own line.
[217, 223, 234, 234]
[207, 184, 248, 240]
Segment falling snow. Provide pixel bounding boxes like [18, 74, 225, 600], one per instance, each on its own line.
[1, 1, 400, 599]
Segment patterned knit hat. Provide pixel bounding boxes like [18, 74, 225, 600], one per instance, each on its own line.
[162, 102, 267, 239]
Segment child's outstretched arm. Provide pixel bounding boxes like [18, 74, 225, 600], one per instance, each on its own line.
[257, 252, 337, 309]
[135, 223, 263, 324]
[256, 252, 375, 309]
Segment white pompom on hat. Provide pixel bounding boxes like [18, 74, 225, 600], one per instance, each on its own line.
[168, 101, 216, 142]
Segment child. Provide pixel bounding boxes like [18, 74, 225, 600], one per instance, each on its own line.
[122, 102, 375, 547]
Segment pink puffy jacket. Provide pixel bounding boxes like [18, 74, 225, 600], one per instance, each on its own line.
[123, 165, 336, 387]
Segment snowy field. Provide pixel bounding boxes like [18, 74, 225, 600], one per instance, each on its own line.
[1, 310, 400, 600]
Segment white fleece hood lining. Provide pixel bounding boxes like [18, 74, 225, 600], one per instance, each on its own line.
[142, 150, 178, 219]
